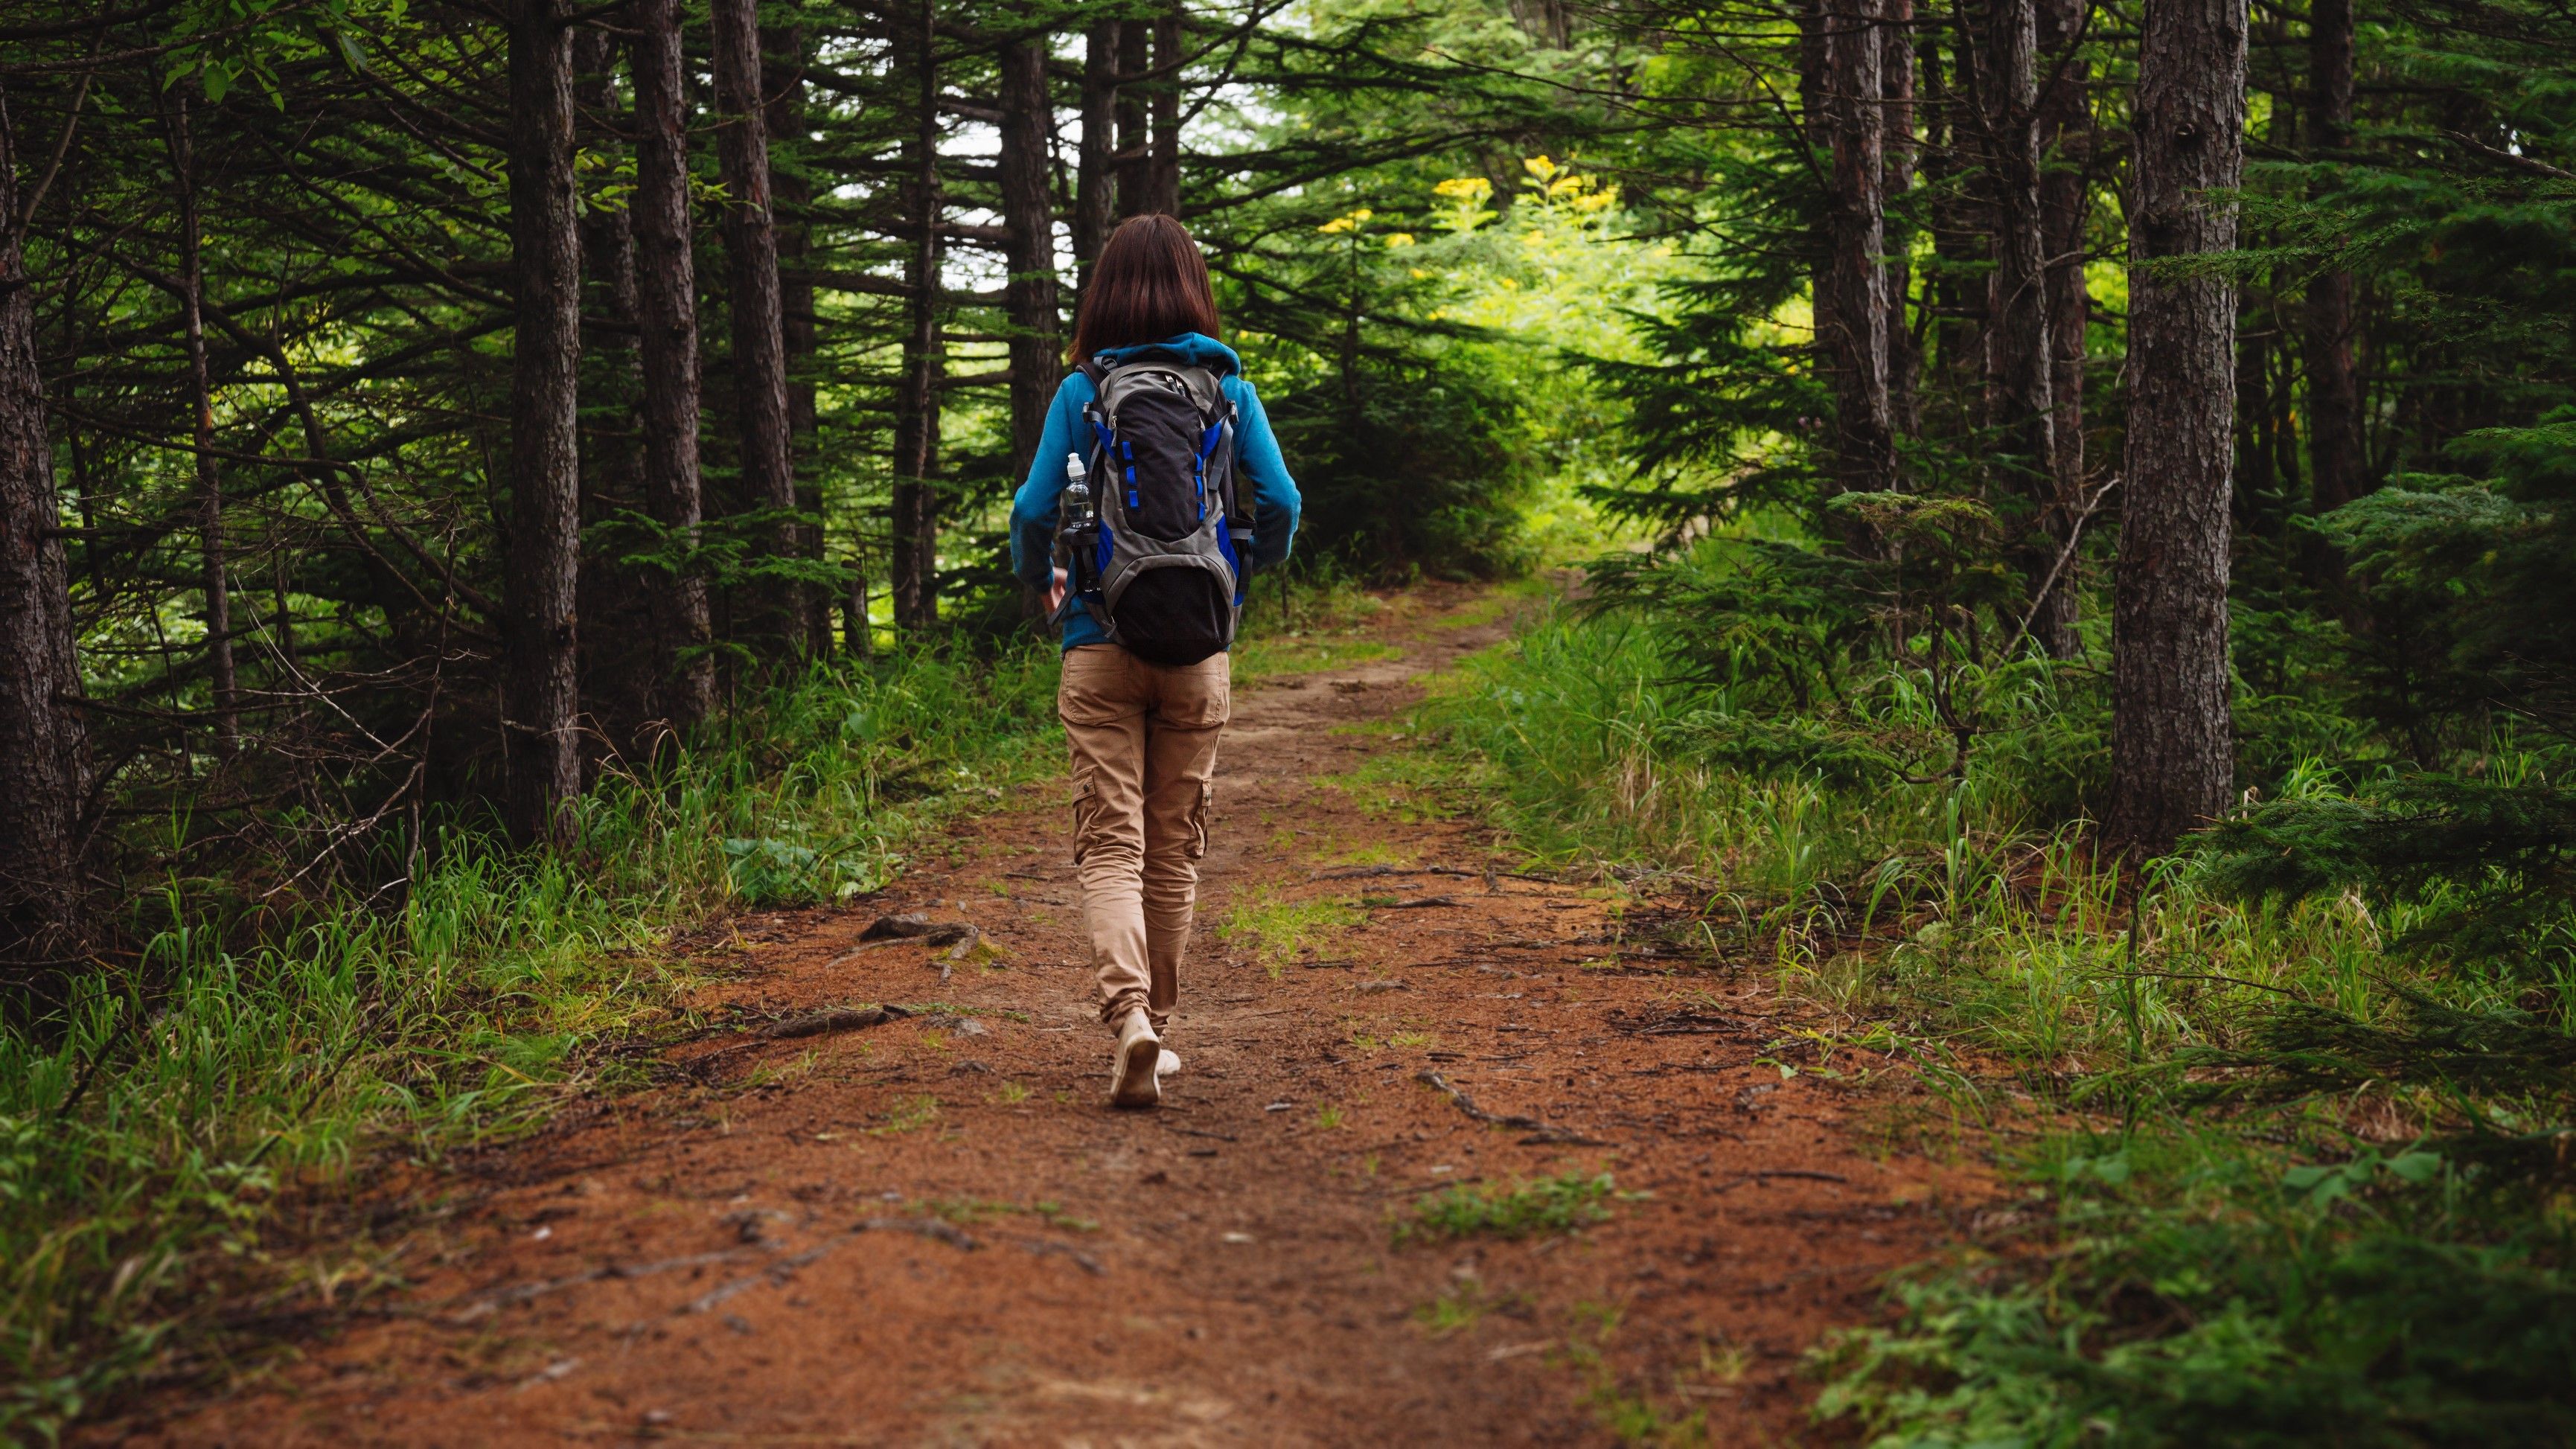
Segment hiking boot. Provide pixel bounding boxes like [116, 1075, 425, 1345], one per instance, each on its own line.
[1110, 1011, 1162, 1109]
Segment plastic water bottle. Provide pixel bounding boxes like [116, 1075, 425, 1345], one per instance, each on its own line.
[1062, 452, 1092, 528]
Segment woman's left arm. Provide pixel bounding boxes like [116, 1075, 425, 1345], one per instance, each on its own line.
[1229, 381, 1301, 573]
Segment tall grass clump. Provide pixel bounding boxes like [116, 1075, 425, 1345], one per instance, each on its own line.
[1413, 580, 2576, 1442]
[0, 639, 1061, 1438]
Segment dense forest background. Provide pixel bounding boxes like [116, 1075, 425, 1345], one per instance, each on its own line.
[3, 0, 2574, 1435]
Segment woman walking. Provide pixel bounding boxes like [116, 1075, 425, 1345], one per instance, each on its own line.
[1011, 215, 1301, 1108]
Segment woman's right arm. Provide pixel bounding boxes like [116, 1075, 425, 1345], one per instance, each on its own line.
[1009, 380, 1088, 589]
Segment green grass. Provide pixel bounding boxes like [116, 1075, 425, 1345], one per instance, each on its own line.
[0, 639, 1064, 1439]
[1400, 1173, 1626, 1243]
[1407, 600, 2576, 1443]
[1217, 888, 1364, 976]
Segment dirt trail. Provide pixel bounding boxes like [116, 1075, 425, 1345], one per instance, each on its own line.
[118, 588, 1994, 1447]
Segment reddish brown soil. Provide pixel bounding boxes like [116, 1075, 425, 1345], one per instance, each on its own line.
[112, 588, 1997, 1447]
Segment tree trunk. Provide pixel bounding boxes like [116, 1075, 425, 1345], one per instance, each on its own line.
[1821, 0, 1895, 505]
[628, 0, 714, 732]
[1978, 0, 2073, 656]
[1116, 19, 1151, 218]
[889, 0, 944, 632]
[1000, 35, 1064, 469]
[505, 0, 584, 845]
[0, 79, 90, 979]
[763, 23, 829, 653]
[573, 29, 656, 749]
[1148, 4, 1182, 215]
[2038, 0, 2091, 644]
[1918, 33, 1986, 397]
[2109, 0, 2246, 854]
[709, 0, 802, 659]
[2302, 0, 2362, 516]
[1882, 0, 1921, 445]
[166, 93, 237, 755]
[1075, 20, 1119, 287]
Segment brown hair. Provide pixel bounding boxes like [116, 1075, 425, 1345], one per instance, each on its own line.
[1069, 214, 1220, 364]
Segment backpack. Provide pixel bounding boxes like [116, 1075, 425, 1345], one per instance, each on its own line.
[1054, 352, 1255, 665]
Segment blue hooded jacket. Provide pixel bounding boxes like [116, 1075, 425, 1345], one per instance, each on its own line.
[1009, 333, 1300, 652]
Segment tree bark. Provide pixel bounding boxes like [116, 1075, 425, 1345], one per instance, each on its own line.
[1882, 0, 1921, 444]
[0, 78, 90, 979]
[1918, 32, 1986, 394]
[1074, 20, 1119, 287]
[628, 0, 714, 732]
[1116, 19, 1151, 218]
[1000, 34, 1064, 470]
[709, 0, 803, 658]
[165, 92, 237, 755]
[763, 23, 829, 653]
[2038, 0, 2091, 645]
[1148, 4, 1182, 216]
[2109, 0, 2246, 854]
[1978, 0, 2073, 656]
[1820, 0, 1895, 504]
[573, 28, 656, 748]
[505, 0, 584, 845]
[889, 0, 944, 631]
[2301, 0, 2362, 516]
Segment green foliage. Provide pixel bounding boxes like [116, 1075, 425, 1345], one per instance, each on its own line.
[1818, 1143, 2576, 1445]
[2201, 769, 2576, 974]
[1400, 1172, 1625, 1242]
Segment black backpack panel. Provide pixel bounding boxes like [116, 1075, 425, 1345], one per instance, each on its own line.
[1111, 567, 1230, 666]
[1108, 386, 1215, 543]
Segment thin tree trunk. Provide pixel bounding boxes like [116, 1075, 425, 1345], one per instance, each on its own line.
[1919, 33, 1985, 398]
[1821, 0, 1895, 505]
[1979, 0, 2073, 656]
[1882, 0, 1921, 445]
[1000, 34, 1064, 467]
[629, 0, 714, 732]
[574, 29, 656, 747]
[1116, 19, 1151, 218]
[710, 0, 802, 658]
[165, 93, 237, 755]
[1148, 3, 1182, 215]
[0, 78, 89, 979]
[764, 23, 828, 653]
[2302, 0, 2362, 516]
[2109, 0, 2246, 854]
[889, 0, 944, 632]
[505, 0, 584, 845]
[1074, 20, 1119, 287]
[2038, 0, 2091, 644]
[845, 559, 871, 659]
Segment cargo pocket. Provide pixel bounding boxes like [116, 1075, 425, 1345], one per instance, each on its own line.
[1071, 775, 1099, 866]
[1186, 778, 1214, 860]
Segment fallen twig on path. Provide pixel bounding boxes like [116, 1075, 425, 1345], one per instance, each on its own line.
[1013, 1236, 1106, 1275]
[1414, 1069, 1609, 1147]
[447, 1248, 757, 1320]
[1710, 1168, 1850, 1194]
[763, 1004, 912, 1040]
[858, 1216, 980, 1251]
[685, 1235, 850, 1314]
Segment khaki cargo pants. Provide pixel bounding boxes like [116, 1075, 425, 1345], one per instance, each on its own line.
[1060, 644, 1230, 1030]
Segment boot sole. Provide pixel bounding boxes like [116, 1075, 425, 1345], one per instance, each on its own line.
[1111, 1033, 1161, 1109]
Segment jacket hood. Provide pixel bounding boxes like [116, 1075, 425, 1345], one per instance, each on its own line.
[1090, 333, 1241, 377]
